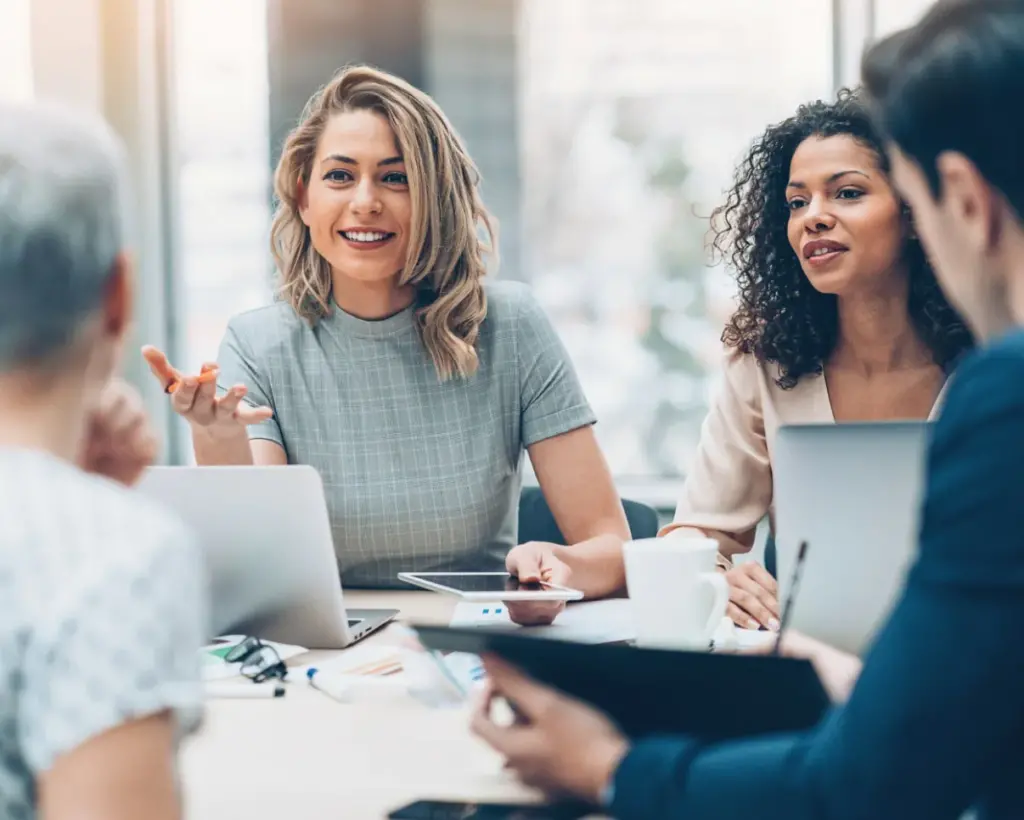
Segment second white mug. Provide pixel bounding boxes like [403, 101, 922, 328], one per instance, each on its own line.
[623, 536, 729, 650]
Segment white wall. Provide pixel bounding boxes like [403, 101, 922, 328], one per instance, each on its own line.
[874, 0, 936, 38]
[425, 0, 521, 280]
[0, 0, 33, 102]
[28, 0, 179, 460]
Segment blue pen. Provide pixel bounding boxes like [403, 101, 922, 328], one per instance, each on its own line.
[306, 667, 352, 703]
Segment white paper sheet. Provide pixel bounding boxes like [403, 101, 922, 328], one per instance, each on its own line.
[449, 602, 777, 652]
[710, 619, 777, 652]
[735, 628, 776, 650]
[449, 598, 636, 644]
[289, 643, 404, 679]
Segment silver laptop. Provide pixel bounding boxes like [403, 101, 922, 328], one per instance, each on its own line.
[136, 465, 397, 649]
[773, 422, 930, 655]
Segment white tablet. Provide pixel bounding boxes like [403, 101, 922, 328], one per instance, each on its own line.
[397, 571, 584, 601]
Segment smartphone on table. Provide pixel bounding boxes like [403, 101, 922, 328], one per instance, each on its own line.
[387, 799, 592, 819]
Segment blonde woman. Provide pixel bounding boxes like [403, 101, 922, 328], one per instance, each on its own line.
[143, 66, 628, 616]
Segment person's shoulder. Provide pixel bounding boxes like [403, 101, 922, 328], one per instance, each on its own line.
[64, 477, 205, 629]
[718, 347, 776, 401]
[917, 330, 1024, 581]
[943, 328, 1024, 410]
[224, 300, 306, 355]
[8, 457, 202, 597]
[928, 329, 1024, 463]
[226, 301, 302, 337]
[69, 470, 198, 569]
[476, 280, 559, 359]
[721, 347, 762, 377]
[967, 327, 1024, 368]
[4, 459, 208, 775]
[482, 279, 542, 329]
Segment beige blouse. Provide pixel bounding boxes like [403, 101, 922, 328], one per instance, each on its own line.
[661, 349, 946, 558]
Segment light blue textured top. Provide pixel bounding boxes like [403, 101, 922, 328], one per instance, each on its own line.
[0, 450, 206, 820]
[217, 280, 595, 587]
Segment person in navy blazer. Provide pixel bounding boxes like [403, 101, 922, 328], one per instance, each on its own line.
[471, 1, 1024, 817]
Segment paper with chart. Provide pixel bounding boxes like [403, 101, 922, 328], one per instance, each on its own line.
[448, 599, 777, 650]
[449, 597, 637, 643]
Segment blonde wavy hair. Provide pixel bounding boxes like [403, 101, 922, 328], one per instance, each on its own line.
[271, 65, 497, 380]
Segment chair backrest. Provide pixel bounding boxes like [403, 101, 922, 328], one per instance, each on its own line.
[517, 486, 660, 545]
[765, 534, 777, 579]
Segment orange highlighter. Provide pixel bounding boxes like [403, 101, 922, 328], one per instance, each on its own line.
[164, 363, 219, 394]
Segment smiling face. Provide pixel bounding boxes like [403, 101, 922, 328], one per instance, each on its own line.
[298, 108, 412, 287]
[785, 134, 907, 297]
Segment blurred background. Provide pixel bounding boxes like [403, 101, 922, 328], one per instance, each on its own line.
[0, 0, 934, 513]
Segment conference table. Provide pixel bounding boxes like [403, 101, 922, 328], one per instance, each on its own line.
[181, 590, 547, 819]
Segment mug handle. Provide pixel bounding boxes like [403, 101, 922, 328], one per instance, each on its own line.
[700, 572, 730, 640]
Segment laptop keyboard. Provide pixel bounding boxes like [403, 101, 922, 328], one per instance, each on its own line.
[348, 618, 363, 628]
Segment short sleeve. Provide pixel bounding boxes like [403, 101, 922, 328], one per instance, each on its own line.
[516, 290, 596, 447]
[18, 523, 208, 774]
[217, 319, 284, 447]
[662, 350, 772, 551]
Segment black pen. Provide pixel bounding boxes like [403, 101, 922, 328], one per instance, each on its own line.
[772, 540, 809, 656]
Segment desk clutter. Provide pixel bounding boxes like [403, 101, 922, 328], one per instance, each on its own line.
[200, 629, 486, 706]
[201, 602, 776, 704]
[415, 622, 830, 740]
[448, 598, 775, 652]
[201, 634, 308, 681]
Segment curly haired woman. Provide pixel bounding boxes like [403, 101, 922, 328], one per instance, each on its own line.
[140, 66, 629, 605]
[660, 89, 973, 629]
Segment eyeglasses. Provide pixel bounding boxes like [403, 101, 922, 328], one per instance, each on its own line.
[224, 636, 289, 683]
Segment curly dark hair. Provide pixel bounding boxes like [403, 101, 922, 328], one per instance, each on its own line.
[713, 89, 973, 389]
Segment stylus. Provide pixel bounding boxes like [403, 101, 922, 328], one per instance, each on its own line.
[773, 540, 809, 656]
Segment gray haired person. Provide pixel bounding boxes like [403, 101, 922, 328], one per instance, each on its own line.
[0, 102, 206, 820]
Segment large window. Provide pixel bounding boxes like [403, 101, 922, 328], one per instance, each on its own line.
[874, 0, 935, 38]
[520, 0, 832, 479]
[170, 0, 272, 461]
[0, 0, 33, 102]
[163, 0, 838, 481]
[171, 0, 272, 374]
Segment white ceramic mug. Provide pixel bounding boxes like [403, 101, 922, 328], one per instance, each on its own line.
[623, 536, 729, 650]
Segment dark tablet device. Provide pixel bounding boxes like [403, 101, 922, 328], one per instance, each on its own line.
[414, 625, 830, 740]
[388, 800, 591, 819]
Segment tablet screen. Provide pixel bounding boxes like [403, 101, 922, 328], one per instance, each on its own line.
[410, 573, 549, 594]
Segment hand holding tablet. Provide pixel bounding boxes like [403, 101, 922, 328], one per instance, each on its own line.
[397, 572, 584, 602]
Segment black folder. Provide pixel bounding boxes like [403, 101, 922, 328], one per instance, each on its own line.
[414, 625, 831, 740]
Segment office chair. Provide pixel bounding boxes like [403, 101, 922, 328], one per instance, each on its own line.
[765, 534, 777, 578]
[517, 485, 660, 545]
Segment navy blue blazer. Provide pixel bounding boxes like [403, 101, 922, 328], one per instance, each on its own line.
[611, 329, 1024, 820]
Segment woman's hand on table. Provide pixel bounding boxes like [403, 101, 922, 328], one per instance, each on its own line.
[725, 560, 780, 631]
[141, 345, 272, 433]
[504, 541, 572, 626]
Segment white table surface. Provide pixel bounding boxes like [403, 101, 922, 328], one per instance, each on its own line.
[180, 590, 545, 819]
